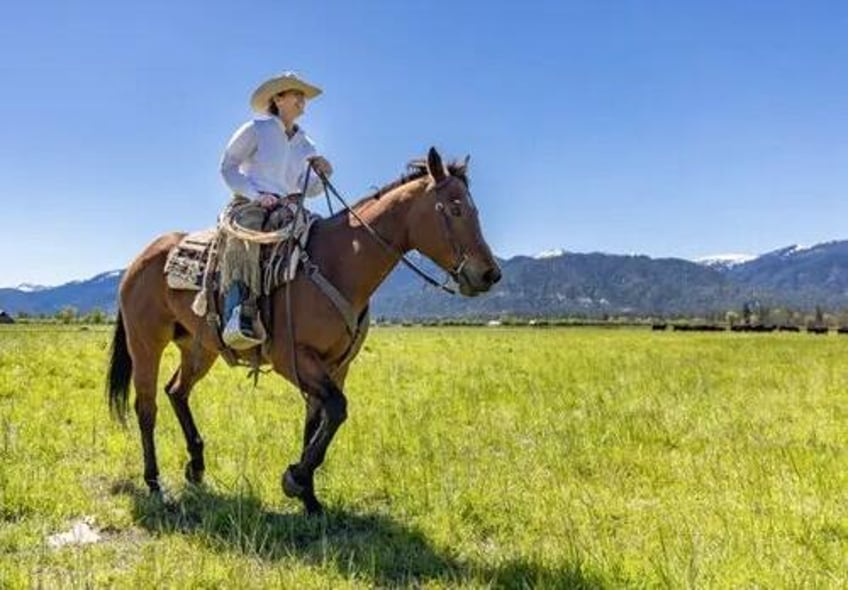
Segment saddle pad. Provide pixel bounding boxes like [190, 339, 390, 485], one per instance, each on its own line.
[164, 228, 218, 291]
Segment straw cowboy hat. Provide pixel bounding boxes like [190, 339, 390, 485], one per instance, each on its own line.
[250, 72, 322, 114]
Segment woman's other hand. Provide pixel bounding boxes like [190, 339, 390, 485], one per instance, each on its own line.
[308, 156, 333, 177]
[257, 192, 279, 209]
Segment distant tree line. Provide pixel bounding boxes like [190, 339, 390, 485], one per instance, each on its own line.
[8, 303, 848, 329]
[372, 303, 848, 330]
[14, 307, 113, 325]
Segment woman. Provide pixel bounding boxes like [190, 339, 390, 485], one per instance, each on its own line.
[219, 71, 333, 348]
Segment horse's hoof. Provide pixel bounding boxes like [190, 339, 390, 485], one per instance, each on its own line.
[283, 466, 324, 514]
[146, 477, 162, 494]
[282, 467, 305, 498]
[304, 497, 324, 517]
[148, 487, 169, 506]
[184, 461, 204, 485]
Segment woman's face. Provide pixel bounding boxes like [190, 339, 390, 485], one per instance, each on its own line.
[273, 90, 306, 121]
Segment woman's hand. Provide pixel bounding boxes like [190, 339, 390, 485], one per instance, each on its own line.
[308, 156, 333, 177]
[257, 192, 279, 209]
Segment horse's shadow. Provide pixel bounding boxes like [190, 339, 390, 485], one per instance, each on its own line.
[114, 480, 607, 589]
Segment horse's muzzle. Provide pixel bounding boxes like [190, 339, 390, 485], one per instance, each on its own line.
[457, 262, 501, 296]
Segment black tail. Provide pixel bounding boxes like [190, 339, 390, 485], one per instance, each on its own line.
[107, 310, 132, 424]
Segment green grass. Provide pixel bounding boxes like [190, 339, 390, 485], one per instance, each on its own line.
[0, 325, 846, 588]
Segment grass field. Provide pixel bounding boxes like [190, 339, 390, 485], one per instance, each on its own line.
[0, 325, 846, 588]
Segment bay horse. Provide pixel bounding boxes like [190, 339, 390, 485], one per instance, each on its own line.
[106, 147, 501, 514]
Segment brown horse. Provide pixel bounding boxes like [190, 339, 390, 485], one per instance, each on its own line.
[106, 147, 501, 514]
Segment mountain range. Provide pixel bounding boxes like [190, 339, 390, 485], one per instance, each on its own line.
[2, 241, 847, 319]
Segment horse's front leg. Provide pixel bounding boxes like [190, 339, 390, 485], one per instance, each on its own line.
[277, 350, 347, 515]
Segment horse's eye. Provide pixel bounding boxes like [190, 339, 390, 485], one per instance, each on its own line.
[449, 200, 463, 217]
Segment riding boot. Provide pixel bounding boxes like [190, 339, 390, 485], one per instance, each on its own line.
[222, 281, 263, 348]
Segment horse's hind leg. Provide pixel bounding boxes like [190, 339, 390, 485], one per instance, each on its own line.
[165, 344, 217, 485]
[126, 328, 170, 494]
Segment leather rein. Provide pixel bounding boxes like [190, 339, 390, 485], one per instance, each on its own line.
[315, 166, 469, 295]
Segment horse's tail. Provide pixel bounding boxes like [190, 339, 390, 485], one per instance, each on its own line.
[106, 310, 132, 424]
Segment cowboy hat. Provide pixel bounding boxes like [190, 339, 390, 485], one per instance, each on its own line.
[250, 72, 322, 114]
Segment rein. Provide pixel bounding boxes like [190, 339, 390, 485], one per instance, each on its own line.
[284, 166, 312, 397]
[315, 167, 460, 295]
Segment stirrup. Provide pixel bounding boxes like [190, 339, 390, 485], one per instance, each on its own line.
[222, 305, 264, 350]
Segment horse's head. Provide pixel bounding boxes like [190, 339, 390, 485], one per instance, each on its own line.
[407, 147, 502, 296]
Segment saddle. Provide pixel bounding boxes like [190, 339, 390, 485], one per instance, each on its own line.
[164, 208, 317, 295]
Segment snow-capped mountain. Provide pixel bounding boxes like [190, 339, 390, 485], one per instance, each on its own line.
[534, 248, 566, 259]
[15, 283, 48, 293]
[0, 271, 125, 315]
[695, 253, 756, 269]
[721, 241, 848, 299]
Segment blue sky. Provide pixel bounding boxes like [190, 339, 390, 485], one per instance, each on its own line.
[1, 0, 846, 286]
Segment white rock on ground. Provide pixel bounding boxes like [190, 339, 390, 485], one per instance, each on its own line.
[47, 518, 102, 549]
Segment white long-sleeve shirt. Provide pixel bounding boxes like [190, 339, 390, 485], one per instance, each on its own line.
[219, 116, 325, 199]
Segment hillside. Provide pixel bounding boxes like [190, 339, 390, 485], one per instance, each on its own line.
[2, 241, 847, 319]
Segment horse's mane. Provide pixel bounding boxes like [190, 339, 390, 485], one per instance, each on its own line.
[323, 159, 469, 223]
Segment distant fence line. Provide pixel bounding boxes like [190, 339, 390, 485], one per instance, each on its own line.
[2, 321, 847, 335]
[654, 323, 839, 335]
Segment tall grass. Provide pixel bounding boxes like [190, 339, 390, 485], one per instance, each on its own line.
[0, 325, 845, 587]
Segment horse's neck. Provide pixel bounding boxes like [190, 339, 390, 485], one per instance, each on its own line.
[313, 179, 423, 310]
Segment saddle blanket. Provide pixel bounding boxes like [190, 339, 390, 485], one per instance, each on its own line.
[164, 229, 218, 290]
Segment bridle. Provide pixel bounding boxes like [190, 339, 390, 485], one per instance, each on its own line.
[433, 178, 471, 287]
[315, 166, 472, 295]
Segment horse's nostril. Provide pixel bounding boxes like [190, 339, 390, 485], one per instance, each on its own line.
[483, 267, 502, 285]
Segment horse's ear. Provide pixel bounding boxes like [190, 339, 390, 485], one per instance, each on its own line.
[427, 147, 447, 184]
[457, 154, 470, 176]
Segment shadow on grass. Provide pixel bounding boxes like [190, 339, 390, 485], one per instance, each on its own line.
[114, 480, 609, 589]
